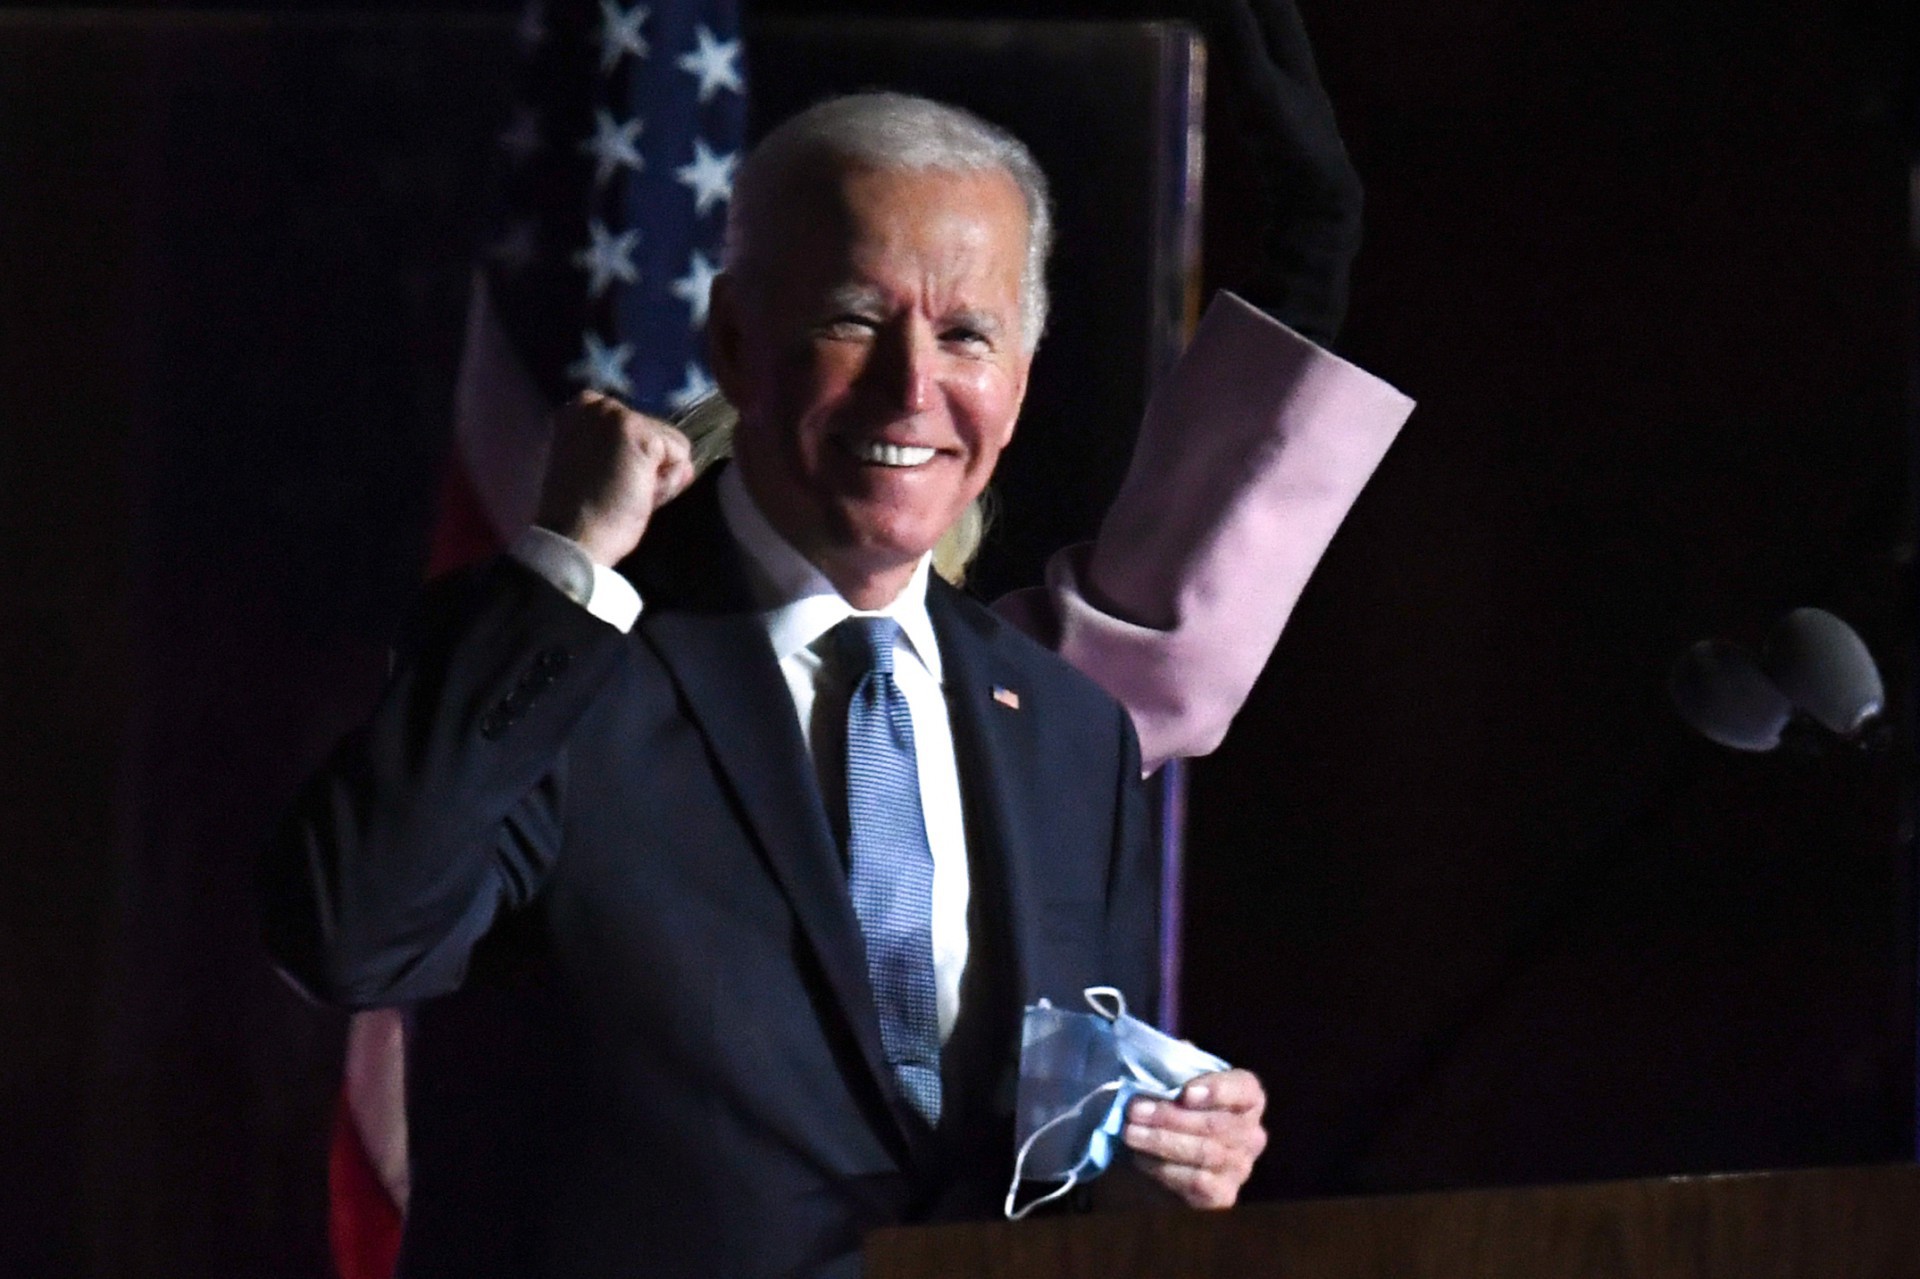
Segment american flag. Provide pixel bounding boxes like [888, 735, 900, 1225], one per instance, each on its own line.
[485, 0, 745, 415]
[330, 6, 746, 1277]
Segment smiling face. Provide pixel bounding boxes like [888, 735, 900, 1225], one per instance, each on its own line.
[708, 162, 1034, 609]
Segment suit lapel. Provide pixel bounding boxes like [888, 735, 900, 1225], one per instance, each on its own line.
[928, 582, 1045, 1017]
[628, 474, 906, 1147]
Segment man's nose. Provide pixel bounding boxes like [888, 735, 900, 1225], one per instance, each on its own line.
[868, 321, 935, 414]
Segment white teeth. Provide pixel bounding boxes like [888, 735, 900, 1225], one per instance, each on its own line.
[849, 440, 936, 467]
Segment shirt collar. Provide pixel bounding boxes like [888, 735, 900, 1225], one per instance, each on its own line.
[716, 464, 943, 682]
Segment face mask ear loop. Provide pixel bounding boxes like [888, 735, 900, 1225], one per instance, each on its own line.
[1083, 986, 1126, 1022]
[1003, 1080, 1127, 1221]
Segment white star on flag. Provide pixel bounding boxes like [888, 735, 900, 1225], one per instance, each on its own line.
[514, 0, 547, 53]
[669, 251, 721, 327]
[675, 25, 743, 104]
[667, 361, 717, 412]
[580, 108, 645, 188]
[498, 106, 542, 166]
[569, 331, 635, 397]
[487, 220, 539, 273]
[674, 139, 738, 217]
[572, 219, 641, 298]
[596, 0, 651, 74]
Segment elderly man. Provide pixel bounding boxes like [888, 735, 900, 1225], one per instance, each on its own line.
[264, 93, 1266, 1277]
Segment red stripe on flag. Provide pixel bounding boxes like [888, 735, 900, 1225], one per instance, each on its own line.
[332, 456, 508, 1279]
[329, 1096, 404, 1279]
[427, 455, 509, 576]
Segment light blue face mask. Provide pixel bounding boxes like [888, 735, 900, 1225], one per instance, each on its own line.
[1004, 986, 1230, 1220]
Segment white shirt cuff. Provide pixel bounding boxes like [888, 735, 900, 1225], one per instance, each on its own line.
[509, 526, 643, 633]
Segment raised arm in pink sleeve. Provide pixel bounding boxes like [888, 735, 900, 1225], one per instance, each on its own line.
[993, 291, 1414, 774]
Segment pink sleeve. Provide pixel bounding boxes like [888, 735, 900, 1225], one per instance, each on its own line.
[995, 291, 1414, 774]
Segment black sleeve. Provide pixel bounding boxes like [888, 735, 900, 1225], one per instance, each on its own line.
[1200, 0, 1364, 346]
[259, 557, 630, 1008]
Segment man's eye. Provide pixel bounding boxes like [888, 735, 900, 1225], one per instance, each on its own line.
[943, 328, 991, 349]
[822, 314, 879, 336]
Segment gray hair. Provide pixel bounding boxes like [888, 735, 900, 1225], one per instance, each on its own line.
[725, 92, 1054, 350]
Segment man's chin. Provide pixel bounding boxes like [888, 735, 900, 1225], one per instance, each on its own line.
[829, 532, 940, 575]
[811, 516, 950, 599]
[823, 491, 957, 553]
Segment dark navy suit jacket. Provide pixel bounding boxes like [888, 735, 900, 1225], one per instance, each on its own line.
[262, 469, 1158, 1278]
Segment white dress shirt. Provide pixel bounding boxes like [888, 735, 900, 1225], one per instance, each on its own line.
[511, 466, 972, 1038]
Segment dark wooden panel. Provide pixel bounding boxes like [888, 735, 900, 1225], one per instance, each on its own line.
[870, 1164, 1920, 1278]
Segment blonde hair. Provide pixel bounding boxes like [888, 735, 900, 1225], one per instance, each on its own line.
[675, 391, 989, 586]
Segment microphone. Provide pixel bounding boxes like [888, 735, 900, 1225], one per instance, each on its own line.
[1760, 607, 1885, 738]
[1668, 608, 1885, 752]
[1668, 640, 1793, 752]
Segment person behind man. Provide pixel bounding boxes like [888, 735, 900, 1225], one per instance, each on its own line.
[263, 93, 1266, 1277]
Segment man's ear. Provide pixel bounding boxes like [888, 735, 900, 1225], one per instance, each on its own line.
[704, 273, 750, 410]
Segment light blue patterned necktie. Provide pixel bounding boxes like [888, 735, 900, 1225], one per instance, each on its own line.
[833, 616, 942, 1127]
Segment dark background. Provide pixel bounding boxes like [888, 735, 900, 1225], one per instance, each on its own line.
[1, 2, 1914, 1275]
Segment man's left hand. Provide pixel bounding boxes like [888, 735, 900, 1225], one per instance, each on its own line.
[1121, 1068, 1267, 1208]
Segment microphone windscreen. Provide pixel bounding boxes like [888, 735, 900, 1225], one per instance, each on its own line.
[1668, 640, 1793, 752]
[1761, 608, 1885, 736]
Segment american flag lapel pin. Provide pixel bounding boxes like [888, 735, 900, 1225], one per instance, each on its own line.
[991, 685, 1021, 711]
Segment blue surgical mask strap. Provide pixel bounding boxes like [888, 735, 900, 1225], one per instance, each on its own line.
[1003, 1079, 1127, 1221]
[1003, 985, 1223, 1222]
